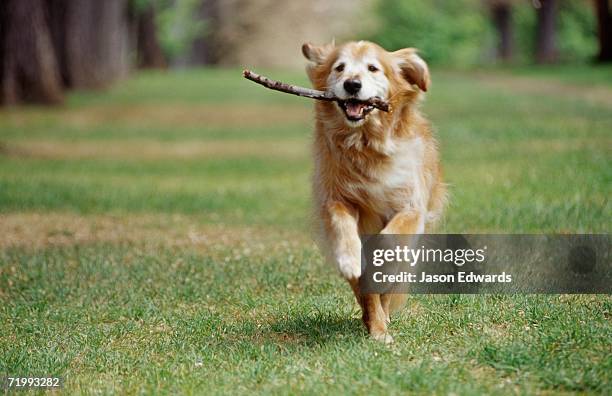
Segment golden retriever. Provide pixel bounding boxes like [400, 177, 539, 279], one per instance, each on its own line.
[303, 40, 446, 343]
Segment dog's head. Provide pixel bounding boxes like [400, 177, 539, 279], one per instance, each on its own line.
[302, 41, 429, 128]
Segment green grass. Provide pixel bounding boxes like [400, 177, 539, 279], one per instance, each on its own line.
[505, 64, 612, 86]
[0, 66, 611, 394]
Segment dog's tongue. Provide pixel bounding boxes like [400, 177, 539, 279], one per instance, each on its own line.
[346, 102, 364, 118]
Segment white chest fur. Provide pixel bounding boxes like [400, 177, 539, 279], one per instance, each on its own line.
[347, 136, 427, 219]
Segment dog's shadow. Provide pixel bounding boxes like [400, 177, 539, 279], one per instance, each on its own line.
[244, 310, 366, 346]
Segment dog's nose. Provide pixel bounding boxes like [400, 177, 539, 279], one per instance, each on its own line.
[343, 79, 362, 95]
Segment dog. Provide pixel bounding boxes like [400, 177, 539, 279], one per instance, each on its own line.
[303, 40, 447, 343]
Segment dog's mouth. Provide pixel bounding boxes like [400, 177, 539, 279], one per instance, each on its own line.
[338, 99, 375, 122]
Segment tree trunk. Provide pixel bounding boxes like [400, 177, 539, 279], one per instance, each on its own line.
[189, 0, 219, 65]
[491, 2, 514, 61]
[136, 5, 167, 69]
[47, 0, 70, 87]
[535, 0, 557, 64]
[62, 0, 131, 89]
[595, 0, 612, 62]
[0, 0, 64, 105]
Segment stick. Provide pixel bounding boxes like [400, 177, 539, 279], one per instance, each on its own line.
[242, 69, 390, 112]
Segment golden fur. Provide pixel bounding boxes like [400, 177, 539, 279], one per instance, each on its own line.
[304, 41, 447, 343]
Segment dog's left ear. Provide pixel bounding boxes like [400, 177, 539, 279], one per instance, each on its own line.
[302, 41, 335, 65]
[391, 48, 430, 92]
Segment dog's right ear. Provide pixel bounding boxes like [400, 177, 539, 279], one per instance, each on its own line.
[391, 48, 430, 92]
[302, 42, 334, 64]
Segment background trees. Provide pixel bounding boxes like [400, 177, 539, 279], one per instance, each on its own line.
[1, 0, 609, 106]
[0, 0, 64, 104]
[595, 0, 612, 61]
[59, 0, 131, 89]
[1, 0, 164, 104]
[490, 0, 515, 61]
[135, 2, 167, 69]
[535, 0, 558, 63]
[372, 0, 602, 65]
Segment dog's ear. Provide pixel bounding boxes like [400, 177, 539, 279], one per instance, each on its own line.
[391, 48, 430, 92]
[302, 42, 335, 65]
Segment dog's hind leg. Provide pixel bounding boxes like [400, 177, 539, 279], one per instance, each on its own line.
[348, 278, 392, 343]
[381, 210, 424, 235]
[388, 294, 408, 314]
[347, 277, 364, 310]
[378, 211, 425, 318]
[381, 294, 407, 322]
[363, 293, 393, 344]
[381, 294, 391, 323]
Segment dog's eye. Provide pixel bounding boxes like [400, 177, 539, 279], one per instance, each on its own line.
[368, 64, 379, 72]
[335, 63, 345, 72]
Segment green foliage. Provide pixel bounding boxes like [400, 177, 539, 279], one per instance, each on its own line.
[369, 0, 491, 66]
[370, 0, 600, 66]
[156, 0, 206, 59]
[556, 0, 598, 62]
[130, 0, 153, 14]
[515, 0, 598, 63]
[514, 1, 537, 63]
[130, 0, 206, 60]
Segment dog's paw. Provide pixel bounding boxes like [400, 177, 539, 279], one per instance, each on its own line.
[371, 332, 394, 344]
[337, 253, 361, 280]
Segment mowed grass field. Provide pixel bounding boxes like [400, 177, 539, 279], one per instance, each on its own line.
[1, 66, 611, 394]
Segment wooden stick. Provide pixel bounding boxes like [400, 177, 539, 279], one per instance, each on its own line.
[242, 69, 390, 112]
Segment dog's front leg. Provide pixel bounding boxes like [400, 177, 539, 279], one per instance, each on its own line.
[325, 201, 362, 280]
[325, 201, 391, 343]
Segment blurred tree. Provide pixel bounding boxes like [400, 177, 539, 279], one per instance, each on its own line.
[134, 1, 168, 69]
[595, 0, 612, 62]
[535, 0, 558, 63]
[370, 0, 491, 66]
[154, 0, 205, 65]
[47, 0, 131, 89]
[188, 0, 218, 65]
[2, 0, 168, 106]
[174, 0, 370, 68]
[515, 0, 596, 64]
[47, 0, 70, 87]
[489, 0, 515, 61]
[372, 0, 597, 65]
[0, 0, 64, 104]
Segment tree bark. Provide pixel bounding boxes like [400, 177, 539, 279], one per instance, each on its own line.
[136, 5, 167, 69]
[0, 0, 64, 105]
[47, 0, 70, 87]
[189, 0, 219, 65]
[535, 0, 558, 64]
[491, 2, 514, 61]
[595, 0, 612, 62]
[62, 0, 131, 89]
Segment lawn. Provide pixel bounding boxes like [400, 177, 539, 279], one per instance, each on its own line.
[1, 65, 611, 394]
